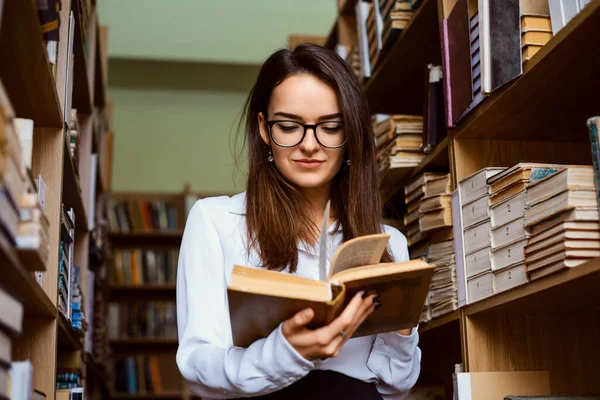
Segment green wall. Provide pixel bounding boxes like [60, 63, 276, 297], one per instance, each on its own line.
[109, 59, 260, 193]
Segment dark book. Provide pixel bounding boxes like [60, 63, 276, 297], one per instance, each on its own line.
[588, 116, 600, 208]
[446, 0, 472, 125]
[422, 64, 447, 153]
[481, 0, 522, 93]
[36, 0, 61, 41]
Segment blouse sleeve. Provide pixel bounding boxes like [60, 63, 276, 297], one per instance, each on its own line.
[367, 226, 421, 399]
[176, 200, 314, 399]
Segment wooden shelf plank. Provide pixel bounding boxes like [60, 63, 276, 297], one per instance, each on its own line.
[71, 0, 96, 114]
[62, 135, 88, 232]
[453, 2, 600, 142]
[57, 314, 83, 350]
[364, 0, 441, 114]
[419, 309, 459, 333]
[465, 257, 600, 316]
[0, 0, 62, 128]
[380, 137, 449, 205]
[0, 231, 56, 317]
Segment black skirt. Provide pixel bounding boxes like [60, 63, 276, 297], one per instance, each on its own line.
[240, 370, 382, 400]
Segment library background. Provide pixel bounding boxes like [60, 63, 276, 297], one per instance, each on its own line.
[0, 0, 599, 399]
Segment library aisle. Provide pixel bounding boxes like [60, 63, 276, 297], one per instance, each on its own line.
[1, 1, 600, 400]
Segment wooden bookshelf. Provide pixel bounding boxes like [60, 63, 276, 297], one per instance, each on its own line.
[0, 0, 114, 398]
[0, 0, 62, 128]
[364, 0, 441, 114]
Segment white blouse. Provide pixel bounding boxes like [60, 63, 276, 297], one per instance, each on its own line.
[176, 192, 421, 399]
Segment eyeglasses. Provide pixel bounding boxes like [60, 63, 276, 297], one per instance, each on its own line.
[266, 120, 346, 149]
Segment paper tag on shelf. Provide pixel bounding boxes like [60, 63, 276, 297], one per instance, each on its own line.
[37, 175, 46, 211]
[35, 272, 43, 286]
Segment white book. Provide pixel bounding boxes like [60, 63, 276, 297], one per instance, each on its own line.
[459, 168, 505, 205]
[10, 360, 33, 400]
[13, 118, 34, 174]
[467, 272, 494, 304]
[493, 263, 529, 294]
[462, 195, 490, 229]
[491, 238, 527, 271]
[490, 192, 526, 229]
[466, 246, 492, 278]
[88, 154, 98, 231]
[491, 217, 529, 250]
[356, 2, 373, 79]
[464, 220, 492, 255]
[451, 189, 469, 307]
[548, 0, 585, 35]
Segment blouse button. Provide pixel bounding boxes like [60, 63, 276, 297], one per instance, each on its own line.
[377, 338, 385, 345]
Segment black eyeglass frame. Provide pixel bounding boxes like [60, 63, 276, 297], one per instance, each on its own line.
[265, 119, 347, 149]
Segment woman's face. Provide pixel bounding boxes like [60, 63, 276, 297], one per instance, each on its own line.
[258, 73, 346, 191]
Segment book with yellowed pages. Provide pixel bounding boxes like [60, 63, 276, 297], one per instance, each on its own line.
[525, 166, 595, 207]
[228, 204, 435, 347]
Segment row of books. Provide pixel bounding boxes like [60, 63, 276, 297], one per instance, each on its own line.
[56, 370, 82, 390]
[455, 163, 599, 306]
[0, 83, 50, 272]
[403, 173, 457, 322]
[0, 286, 45, 399]
[442, 0, 591, 128]
[354, 0, 422, 80]
[107, 302, 177, 339]
[113, 355, 179, 395]
[374, 114, 424, 176]
[111, 248, 178, 285]
[108, 198, 180, 232]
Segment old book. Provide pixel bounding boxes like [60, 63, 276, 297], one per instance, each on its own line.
[228, 235, 434, 347]
[479, 0, 522, 94]
[431, 297, 458, 318]
[405, 172, 445, 196]
[522, 45, 543, 62]
[520, 0, 550, 16]
[424, 174, 451, 197]
[466, 246, 492, 277]
[491, 238, 527, 271]
[464, 220, 491, 254]
[467, 271, 493, 303]
[526, 237, 600, 258]
[404, 207, 420, 226]
[407, 220, 421, 238]
[392, 135, 423, 152]
[419, 194, 452, 213]
[521, 15, 552, 31]
[459, 167, 505, 205]
[527, 230, 600, 254]
[530, 208, 599, 234]
[420, 208, 453, 232]
[429, 282, 457, 304]
[525, 191, 598, 227]
[529, 258, 590, 280]
[429, 240, 455, 261]
[446, 0, 472, 124]
[526, 247, 600, 272]
[451, 189, 468, 306]
[526, 167, 595, 205]
[487, 163, 561, 194]
[521, 30, 553, 46]
[409, 240, 429, 260]
[493, 262, 528, 293]
[462, 194, 490, 228]
[440, 18, 452, 127]
[429, 227, 454, 243]
[490, 182, 528, 205]
[491, 217, 528, 250]
[548, 0, 587, 35]
[0, 286, 23, 335]
[490, 192, 526, 228]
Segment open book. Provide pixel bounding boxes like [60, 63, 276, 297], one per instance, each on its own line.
[227, 203, 434, 347]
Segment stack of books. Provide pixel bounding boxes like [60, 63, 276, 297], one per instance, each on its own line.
[59, 206, 75, 320]
[1, 286, 24, 399]
[36, 0, 60, 78]
[71, 266, 87, 336]
[524, 166, 600, 280]
[111, 248, 179, 285]
[380, 0, 415, 53]
[345, 46, 361, 80]
[10, 360, 45, 400]
[521, 3, 553, 65]
[92, 278, 109, 366]
[108, 302, 177, 339]
[458, 168, 504, 303]
[487, 164, 560, 293]
[113, 355, 179, 395]
[374, 114, 424, 175]
[16, 192, 50, 269]
[366, 5, 379, 71]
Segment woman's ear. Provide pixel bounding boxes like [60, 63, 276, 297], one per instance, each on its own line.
[258, 112, 270, 145]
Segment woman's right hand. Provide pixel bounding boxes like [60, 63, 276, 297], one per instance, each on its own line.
[281, 291, 378, 361]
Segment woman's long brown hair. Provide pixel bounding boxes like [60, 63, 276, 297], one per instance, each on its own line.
[240, 43, 392, 272]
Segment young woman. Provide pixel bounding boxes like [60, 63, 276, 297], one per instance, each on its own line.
[176, 43, 420, 399]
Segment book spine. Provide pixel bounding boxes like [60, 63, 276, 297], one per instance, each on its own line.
[588, 117, 600, 209]
[440, 19, 453, 127]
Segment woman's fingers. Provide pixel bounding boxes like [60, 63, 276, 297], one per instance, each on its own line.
[282, 308, 314, 337]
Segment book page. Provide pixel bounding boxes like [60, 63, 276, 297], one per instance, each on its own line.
[328, 234, 390, 279]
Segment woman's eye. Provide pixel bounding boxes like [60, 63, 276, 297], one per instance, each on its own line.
[279, 124, 299, 132]
[321, 124, 343, 133]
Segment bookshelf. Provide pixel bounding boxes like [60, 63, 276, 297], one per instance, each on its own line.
[322, 0, 600, 397]
[0, 0, 114, 398]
